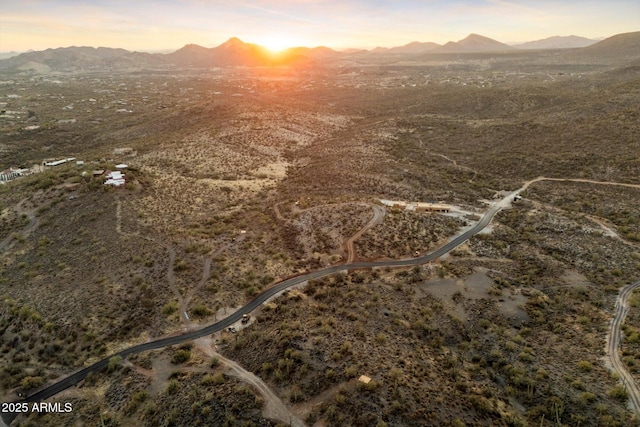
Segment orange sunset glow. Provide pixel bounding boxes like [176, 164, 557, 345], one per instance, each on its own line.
[260, 35, 302, 53]
[1, 0, 638, 52]
[1, 0, 640, 426]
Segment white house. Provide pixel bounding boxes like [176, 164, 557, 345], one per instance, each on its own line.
[104, 170, 125, 187]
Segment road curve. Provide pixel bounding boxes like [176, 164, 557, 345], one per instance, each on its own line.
[0, 201, 502, 425]
[606, 280, 640, 415]
[8, 173, 638, 424]
[344, 204, 385, 263]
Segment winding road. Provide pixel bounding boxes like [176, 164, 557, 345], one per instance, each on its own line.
[343, 204, 385, 263]
[1, 200, 502, 425]
[274, 201, 386, 262]
[2, 176, 639, 425]
[606, 280, 640, 415]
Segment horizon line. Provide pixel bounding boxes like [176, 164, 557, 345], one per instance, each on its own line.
[0, 32, 619, 55]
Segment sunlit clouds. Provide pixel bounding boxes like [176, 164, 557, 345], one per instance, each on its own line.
[1, 1, 638, 52]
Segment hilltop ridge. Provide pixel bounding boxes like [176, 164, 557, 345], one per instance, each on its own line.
[2, 32, 640, 72]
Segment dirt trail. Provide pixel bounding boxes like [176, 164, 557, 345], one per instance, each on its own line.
[605, 280, 640, 415]
[344, 204, 385, 262]
[496, 176, 640, 213]
[273, 202, 289, 223]
[195, 337, 306, 427]
[520, 176, 640, 193]
[115, 198, 123, 235]
[180, 257, 212, 323]
[291, 381, 352, 421]
[504, 176, 640, 413]
[180, 236, 246, 325]
[536, 177, 640, 189]
[527, 199, 637, 247]
[584, 215, 620, 239]
[275, 201, 385, 263]
[427, 149, 478, 180]
[582, 214, 640, 249]
[166, 247, 189, 324]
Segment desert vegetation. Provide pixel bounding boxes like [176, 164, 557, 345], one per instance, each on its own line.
[1, 45, 639, 426]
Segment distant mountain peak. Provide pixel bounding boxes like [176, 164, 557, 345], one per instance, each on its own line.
[437, 34, 513, 53]
[514, 35, 598, 49]
[220, 37, 246, 48]
[369, 40, 440, 54]
[460, 33, 503, 43]
[178, 43, 205, 50]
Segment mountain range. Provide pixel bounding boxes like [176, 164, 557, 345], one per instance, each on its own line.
[0, 38, 337, 72]
[437, 33, 513, 53]
[164, 37, 338, 67]
[1, 32, 639, 72]
[368, 34, 512, 55]
[513, 35, 598, 49]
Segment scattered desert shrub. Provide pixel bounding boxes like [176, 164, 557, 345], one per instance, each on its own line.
[171, 349, 191, 364]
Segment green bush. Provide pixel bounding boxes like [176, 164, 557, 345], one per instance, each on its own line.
[577, 360, 593, 372]
[107, 355, 122, 372]
[20, 376, 45, 390]
[162, 301, 178, 316]
[578, 392, 596, 405]
[173, 259, 188, 271]
[608, 384, 628, 401]
[171, 349, 191, 364]
[191, 305, 212, 317]
[210, 357, 220, 368]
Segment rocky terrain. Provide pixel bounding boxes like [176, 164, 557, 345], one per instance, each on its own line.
[1, 33, 639, 426]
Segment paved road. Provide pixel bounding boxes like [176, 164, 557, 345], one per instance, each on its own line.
[1, 202, 502, 425]
[606, 280, 640, 415]
[4, 176, 638, 425]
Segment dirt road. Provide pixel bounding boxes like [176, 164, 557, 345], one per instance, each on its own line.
[195, 337, 306, 427]
[521, 176, 640, 192]
[180, 236, 245, 325]
[343, 204, 385, 262]
[179, 257, 212, 323]
[5, 176, 639, 425]
[165, 247, 189, 324]
[606, 280, 640, 415]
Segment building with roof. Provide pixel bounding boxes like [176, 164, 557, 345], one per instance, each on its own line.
[0, 168, 33, 182]
[43, 157, 76, 167]
[415, 203, 451, 213]
[104, 170, 125, 187]
[380, 199, 451, 213]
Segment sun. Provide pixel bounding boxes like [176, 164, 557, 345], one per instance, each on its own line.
[260, 35, 297, 53]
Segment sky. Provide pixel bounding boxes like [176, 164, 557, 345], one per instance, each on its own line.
[1, 0, 638, 52]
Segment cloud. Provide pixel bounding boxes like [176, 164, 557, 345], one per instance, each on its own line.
[487, 0, 547, 16]
[1, 0, 639, 51]
[235, 1, 321, 25]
